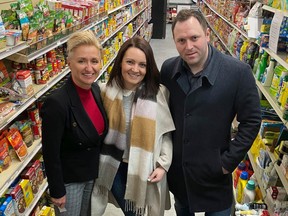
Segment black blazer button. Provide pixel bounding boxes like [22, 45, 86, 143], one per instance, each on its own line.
[73, 122, 77, 127]
[79, 143, 82, 146]
[87, 148, 91, 151]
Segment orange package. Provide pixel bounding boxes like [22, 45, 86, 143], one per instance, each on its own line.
[6, 128, 28, 161]
[0, 137, 11, 172]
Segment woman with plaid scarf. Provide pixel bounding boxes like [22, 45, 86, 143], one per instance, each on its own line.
[91, 36, 175, 216]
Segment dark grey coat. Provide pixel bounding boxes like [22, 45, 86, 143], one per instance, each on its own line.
[160, 45, 261, 212]
[41, 76, 108, 199]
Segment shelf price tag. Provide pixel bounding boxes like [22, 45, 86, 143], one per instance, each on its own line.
[269, 11, 284, 54]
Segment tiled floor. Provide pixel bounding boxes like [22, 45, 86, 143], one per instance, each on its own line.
[103, 23, 205, 216]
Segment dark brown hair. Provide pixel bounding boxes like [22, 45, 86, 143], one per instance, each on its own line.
[107, 36, 160, 98]
[172, 9, 208, 36]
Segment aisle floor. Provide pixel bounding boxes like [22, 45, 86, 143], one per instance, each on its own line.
[103, 24, 205, 216]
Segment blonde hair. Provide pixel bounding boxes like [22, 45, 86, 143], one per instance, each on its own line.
[67, 30, 102, 58]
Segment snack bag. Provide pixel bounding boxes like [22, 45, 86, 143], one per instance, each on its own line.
[6, 128, 28, 161]
[19, 179, 34, 207]
[0, 137, 11, 173]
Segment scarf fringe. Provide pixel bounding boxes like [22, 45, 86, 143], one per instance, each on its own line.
[125, 200, 152, 216]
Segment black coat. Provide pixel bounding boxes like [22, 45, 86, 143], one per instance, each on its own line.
[160, 46, 261, 212]
[40, 76, 108, 198]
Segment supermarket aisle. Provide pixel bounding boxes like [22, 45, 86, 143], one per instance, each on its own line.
[150, 23, 178, 69]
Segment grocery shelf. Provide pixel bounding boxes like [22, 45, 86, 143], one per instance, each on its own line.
[205, 18, 236, 57]
[33, 67, 71, 100]
[6, 16, 108, 63]
[255, 80, 287, 126]
[247, 152, 266, 196]
[108, 0, 137, 14]
[263, 47, 288, 70]
[0, 139, 42, 196]
[22, 179, 48, 216]
[0, 67, 71, 131]
[202, 0, 249, 39]
[266, 147, 288, 194]
[247, 151, 274, 215]
[262, 5, 288, 17]
[0, 41, 28, 60]
[102, 6, 148, 45]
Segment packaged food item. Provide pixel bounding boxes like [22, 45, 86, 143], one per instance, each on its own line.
[19, 179, 34, 207]
[38, 206, 54, 216]
[0, 137, 11, 173]
[30, 159, 44, 186]
[21, 166, 39, 194]
[0, 196, 15, 216]
[10, 184, 26, 214]
[6, 128, 28, 161]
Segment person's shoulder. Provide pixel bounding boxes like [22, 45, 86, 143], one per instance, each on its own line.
[215, 50, 251, 72]
[163, 56, 180, 66]
[97, 82, 106, 91]
[157, 84, 170, 101]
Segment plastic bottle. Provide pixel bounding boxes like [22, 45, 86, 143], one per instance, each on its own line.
[236, 171, 248, 203]
[255, 51, 268, 81]
[252, 49, 263, 74]
[261, 58, 276, 86]
[233, 162, 246, 188]
[242, 180, 256, 204]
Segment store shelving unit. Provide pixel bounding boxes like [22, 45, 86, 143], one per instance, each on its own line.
[0, 41, 28, 60]
[0, 139, 42, 196]
[0, 1, 152, 208]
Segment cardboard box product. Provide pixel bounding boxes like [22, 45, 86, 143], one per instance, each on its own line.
[21, 166, 39, 195]
[10, 184, 26, 214]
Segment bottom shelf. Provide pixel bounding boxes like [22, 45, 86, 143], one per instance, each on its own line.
[21, 178, 48, 216]
[247, 151, 274, 215]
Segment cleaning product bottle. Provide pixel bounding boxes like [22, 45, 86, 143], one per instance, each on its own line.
[236, 171, 248, 203]
[242, 180, 256, 204]
[252, 48, 263, 74]
[261, 58, 276, 86]
[233, 162, 246, 188]
[255, 51, 268, 81]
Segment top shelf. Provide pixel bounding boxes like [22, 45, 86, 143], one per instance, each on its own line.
[262, 5, 288, 17]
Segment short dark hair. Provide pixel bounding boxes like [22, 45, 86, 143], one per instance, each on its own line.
[107, 36, 160, 98]
[172, 9, 208, 36]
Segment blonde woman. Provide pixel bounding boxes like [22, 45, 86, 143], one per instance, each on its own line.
[41, 30, 108, 216]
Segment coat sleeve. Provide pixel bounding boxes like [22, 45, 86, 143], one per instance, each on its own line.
[221, 64, 262, 172]
[41, 94, 67, 198]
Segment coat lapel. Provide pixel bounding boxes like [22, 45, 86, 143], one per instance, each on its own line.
[66, 78, 105, 143]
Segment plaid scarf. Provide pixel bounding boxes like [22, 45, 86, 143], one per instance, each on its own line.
[93, 82, 158, 215]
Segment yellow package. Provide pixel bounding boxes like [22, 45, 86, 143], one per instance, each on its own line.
[39, 206, 55, 216]
[19, 179, 34, 207]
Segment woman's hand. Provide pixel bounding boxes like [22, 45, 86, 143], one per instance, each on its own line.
[148, 166, 166, 183]
[51, 195, 66, 209]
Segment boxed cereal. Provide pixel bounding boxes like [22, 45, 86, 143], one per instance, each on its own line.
[10, 184, 26, 214]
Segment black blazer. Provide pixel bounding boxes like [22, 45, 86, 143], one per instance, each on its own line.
[40, 76, 108, 198]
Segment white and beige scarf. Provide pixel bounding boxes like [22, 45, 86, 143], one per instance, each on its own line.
[92, 82, 158, 215]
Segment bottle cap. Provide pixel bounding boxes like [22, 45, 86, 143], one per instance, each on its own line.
[246, 180, 255, 190]
[240, 171, 248, 180]
[238, 162, 246, 170]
